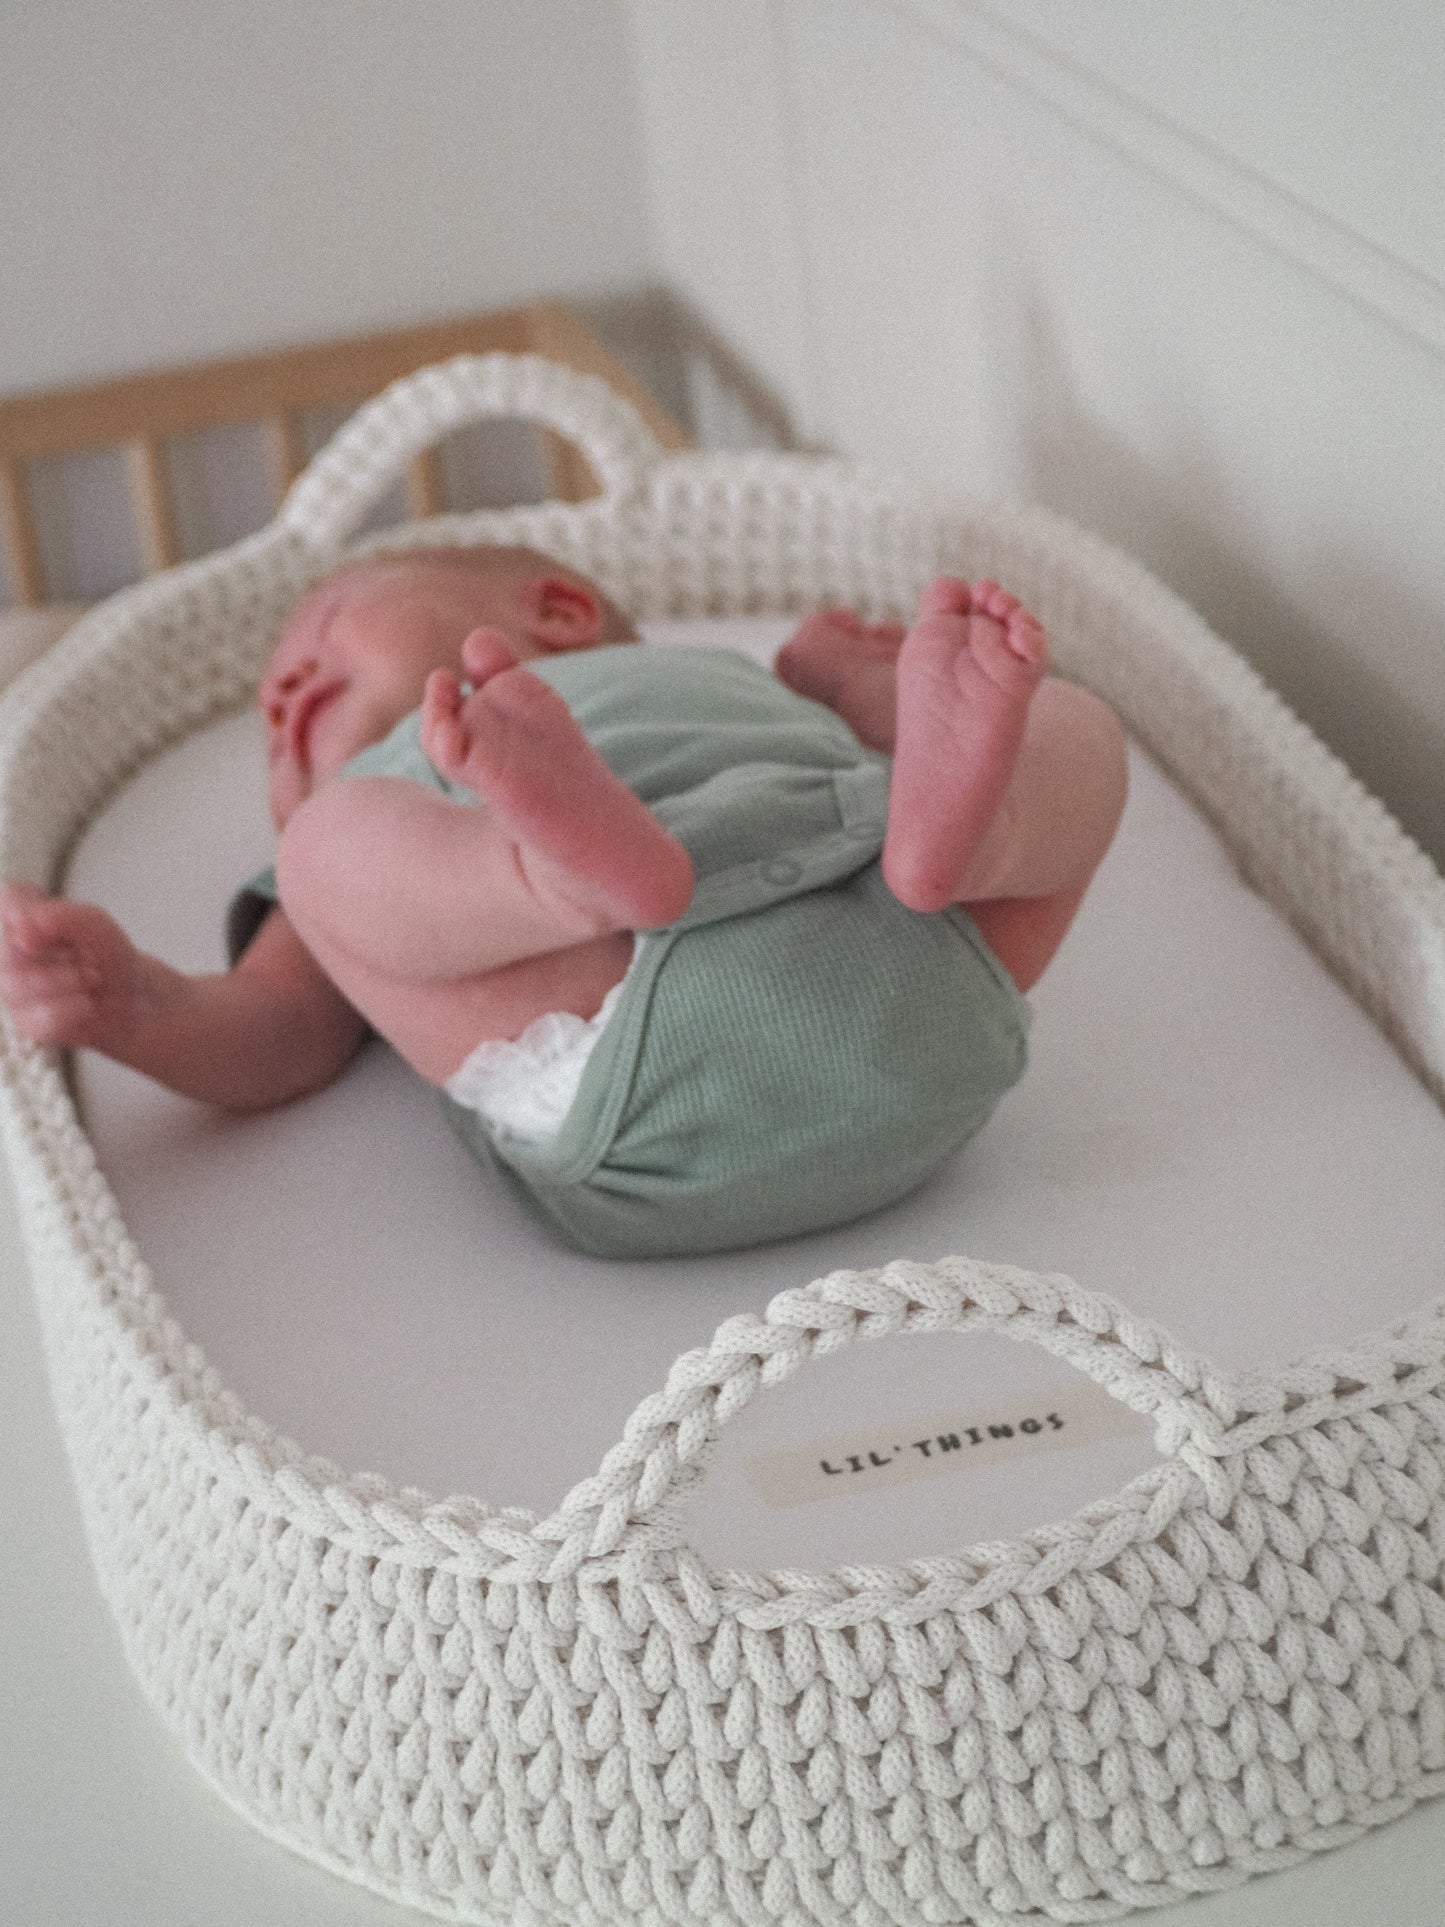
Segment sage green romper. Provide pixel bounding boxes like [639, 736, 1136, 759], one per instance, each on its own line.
[231, 644, 1029, 1258]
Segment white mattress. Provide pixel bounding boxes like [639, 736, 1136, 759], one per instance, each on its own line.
[69, 616, 1445, 1579]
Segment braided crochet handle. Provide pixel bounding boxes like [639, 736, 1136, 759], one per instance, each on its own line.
[531, 1255, 1246, 1575]
[275, 351, 666, 554]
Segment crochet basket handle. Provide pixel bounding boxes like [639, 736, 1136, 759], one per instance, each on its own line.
[275, 352, 665, 554]
[532, 1255, 1244, 1575]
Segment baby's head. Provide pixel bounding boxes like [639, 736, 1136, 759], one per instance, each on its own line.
[260, 544, 634, 825]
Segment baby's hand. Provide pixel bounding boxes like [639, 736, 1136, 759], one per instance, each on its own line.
[0, 884, 146, 1049]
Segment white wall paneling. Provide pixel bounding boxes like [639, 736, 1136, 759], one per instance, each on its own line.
[980, 0, 1445, 298]
[628, 0, 1445, 866]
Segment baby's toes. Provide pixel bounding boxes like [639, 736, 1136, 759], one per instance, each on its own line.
[420, 670, 453, 727]
[1003, 605, 1048, 670]
[426, 668, 559, 792]
[971, 580, 1022, 622]
[918, 577, 973, 620]
[961, 607, 1046, 697]
[458, 628, 518, 684]
[965, 582, 1047, 672]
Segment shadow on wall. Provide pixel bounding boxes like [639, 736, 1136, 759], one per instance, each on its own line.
[1008, 290, 1445, 868]
[582, 288, 802, 455]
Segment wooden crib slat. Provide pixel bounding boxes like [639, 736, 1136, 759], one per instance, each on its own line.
[527, 299, 692, 503]
[543, 430, 601, 505]
[0, 304, 691, 606]
[265, 412, 309, 508]
[407, 447, 446, 520]
[0, 461, 46, 607]
[527, 301, 691, 455]
[127, 439, 181, 573]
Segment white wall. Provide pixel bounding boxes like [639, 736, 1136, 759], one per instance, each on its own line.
[8, 0, 1445, 866]
[0, 0, 652, 391]
[628, 0, 1445, 867]
[988, 0, 1445, 288]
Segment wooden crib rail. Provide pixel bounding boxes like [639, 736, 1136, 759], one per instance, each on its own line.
[0, 302, 690, 607]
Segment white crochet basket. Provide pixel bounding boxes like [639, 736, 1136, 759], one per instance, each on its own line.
[3, 355, 1444, 1926]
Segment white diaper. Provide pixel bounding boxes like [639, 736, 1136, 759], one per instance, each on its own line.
[442, 938, 641, 1144]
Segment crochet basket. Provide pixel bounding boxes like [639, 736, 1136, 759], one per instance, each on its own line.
[2, 355, 1443, 1927]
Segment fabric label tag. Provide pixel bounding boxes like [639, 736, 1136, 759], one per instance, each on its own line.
[744, 1382, 1150, 1508]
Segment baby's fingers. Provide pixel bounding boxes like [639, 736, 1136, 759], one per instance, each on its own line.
[0, 883, 57, 960]
[0, 959, 103, 1044]
[1, 882, 48, 909]
[5, 993, 102, 1047]
[2, 948, 100, 999]
[4, 893, 118, 970]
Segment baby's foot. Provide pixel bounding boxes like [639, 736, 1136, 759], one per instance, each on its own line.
[421, 635, 694, 930]
[774, 609, 907, 751]
[882, 578, 1047, 912]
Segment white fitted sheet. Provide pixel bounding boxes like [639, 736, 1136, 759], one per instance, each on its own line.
[69, 617, 1445, 1577]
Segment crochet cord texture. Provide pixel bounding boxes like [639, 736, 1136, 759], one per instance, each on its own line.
[1, 355, 1442, 1925]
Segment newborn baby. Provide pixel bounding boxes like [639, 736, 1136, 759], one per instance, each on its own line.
[0, 544, 1126, 1255]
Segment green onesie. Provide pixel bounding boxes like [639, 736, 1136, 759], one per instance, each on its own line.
[230, 643, 1029, 1258]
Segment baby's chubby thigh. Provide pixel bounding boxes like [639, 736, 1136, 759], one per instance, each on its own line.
[275, 773, 596, 984]
[275, 775, 637, 1085]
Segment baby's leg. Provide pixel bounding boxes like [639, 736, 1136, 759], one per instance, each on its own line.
[276, 650, 693, 1080]
[883, 580, 1126, 988]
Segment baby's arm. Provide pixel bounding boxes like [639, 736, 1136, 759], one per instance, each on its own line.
[0, 884, 367, 1110]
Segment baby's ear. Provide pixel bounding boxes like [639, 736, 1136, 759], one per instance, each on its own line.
[520, 576, 606, 652]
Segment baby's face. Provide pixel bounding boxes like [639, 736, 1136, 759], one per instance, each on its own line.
[261, 563, 542, 826]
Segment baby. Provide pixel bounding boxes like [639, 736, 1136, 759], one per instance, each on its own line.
[0, 544, 1127, 1256]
